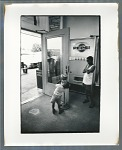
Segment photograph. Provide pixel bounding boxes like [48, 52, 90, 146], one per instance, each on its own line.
[20, 16, 100, 133]
[4, 3, 119, 146]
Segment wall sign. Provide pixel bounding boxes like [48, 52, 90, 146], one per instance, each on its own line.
[49, 16, 61, 31]
[73, 43, 90, 52]
[70, 38, 95, 58]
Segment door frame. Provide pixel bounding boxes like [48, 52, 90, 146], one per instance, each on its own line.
[42, 28, 70, 96]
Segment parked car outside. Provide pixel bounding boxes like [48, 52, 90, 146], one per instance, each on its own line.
[21, 51, 42, 69]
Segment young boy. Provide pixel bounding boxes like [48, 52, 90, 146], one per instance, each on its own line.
[82, 56, 95, 108]
[50, 74, 69, 114]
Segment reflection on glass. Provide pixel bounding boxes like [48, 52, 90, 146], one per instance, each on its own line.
[47, 37, 62, 84]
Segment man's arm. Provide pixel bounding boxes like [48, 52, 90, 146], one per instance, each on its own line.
[83, 65, 88, 73]
[87, 65, 95, 74]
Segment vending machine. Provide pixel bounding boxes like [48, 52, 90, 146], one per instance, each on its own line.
[69, 36, 99, 93]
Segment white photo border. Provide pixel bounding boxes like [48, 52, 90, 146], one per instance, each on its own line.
[4, 3, 119, 146]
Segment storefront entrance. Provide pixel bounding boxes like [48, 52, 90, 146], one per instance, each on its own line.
[42, 28, 70, 101]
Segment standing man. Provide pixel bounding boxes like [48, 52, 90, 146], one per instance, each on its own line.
[82, 56, 95, 108]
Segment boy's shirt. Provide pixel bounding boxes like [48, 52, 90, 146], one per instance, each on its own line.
[54, 84, 65, 96]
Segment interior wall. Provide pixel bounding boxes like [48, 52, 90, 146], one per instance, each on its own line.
[63, 16, 99, 39]
[63, 16, 100, 85]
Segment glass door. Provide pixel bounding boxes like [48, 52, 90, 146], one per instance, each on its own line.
[47, 37, 62, 84]
[42, 28, 70, 97]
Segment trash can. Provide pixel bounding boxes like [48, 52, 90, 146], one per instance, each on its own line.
[36, 70, 43, 89]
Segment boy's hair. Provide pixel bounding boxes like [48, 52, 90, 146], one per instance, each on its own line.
[61, 74, 67, 80]
[62, 82, 69, 89]
[87, 56, 93, 61]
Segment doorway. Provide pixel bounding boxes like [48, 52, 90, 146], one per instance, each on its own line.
[42, 28, 70, 105]
[20, 30, 43, 104]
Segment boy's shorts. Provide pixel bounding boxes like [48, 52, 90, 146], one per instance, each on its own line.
[50, 94, 62, 104]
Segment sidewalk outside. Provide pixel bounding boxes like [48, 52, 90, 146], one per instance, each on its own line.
[21, 68, 43, 104]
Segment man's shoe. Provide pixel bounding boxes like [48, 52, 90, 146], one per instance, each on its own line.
[83, 99, 89, 103]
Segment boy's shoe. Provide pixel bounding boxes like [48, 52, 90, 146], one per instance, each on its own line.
[83, 99, 89, 103]
[59, 109, 64, 114]
[52, 109, 56, 114]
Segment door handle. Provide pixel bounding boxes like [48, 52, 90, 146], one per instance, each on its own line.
[65, 65, 69, 74]
[65, 66, 68, 74]
[68, 66, 70, 73]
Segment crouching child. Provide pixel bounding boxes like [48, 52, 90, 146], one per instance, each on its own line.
[50, 75, 69, 114]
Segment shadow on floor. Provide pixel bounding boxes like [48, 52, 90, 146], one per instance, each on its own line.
[21, 90, 100, 133]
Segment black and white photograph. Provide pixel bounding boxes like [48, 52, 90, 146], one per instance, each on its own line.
[20, 16, 100, 133]
[4, 3, 119, 146]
